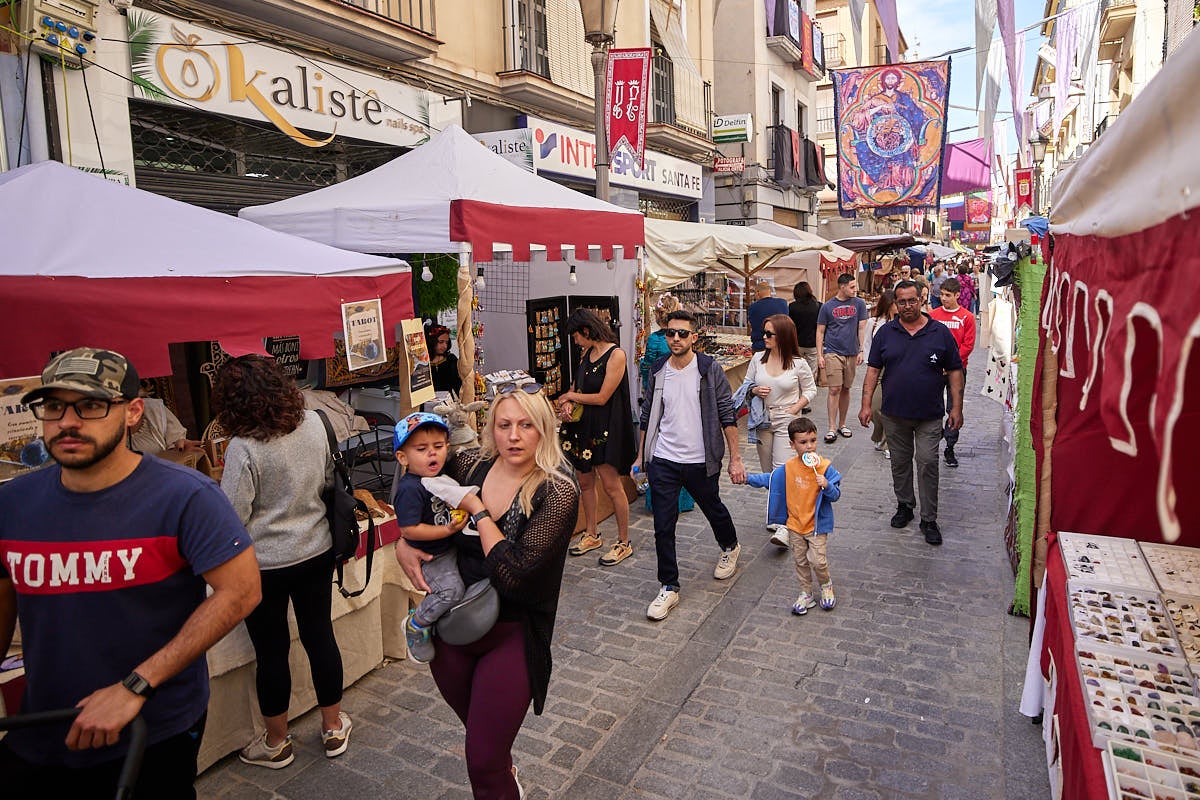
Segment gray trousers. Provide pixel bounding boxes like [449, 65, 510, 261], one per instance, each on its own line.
[880, 414, 943, 522]
[413, 548, 466, 627]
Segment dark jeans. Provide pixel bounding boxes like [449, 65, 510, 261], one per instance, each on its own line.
[646, 458, 739, 588]
[431, 621, 528, 800]
[0, 713, 206, 799]
[244, 550, 343, 718]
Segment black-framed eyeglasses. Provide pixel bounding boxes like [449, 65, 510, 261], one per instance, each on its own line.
[495, 382, 543, 395]
[763, 331, 776, 339]
[29, 397, 127, 421]
[663, 329, 693, 339]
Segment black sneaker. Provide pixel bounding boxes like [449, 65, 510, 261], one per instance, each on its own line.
[944, 448, 959, 468]
[921, 520, 943, 545]
[890, 504, 914, 528]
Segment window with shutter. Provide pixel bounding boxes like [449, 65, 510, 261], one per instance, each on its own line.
[652, 41, 676, 125]
[649, 0, 706, 133]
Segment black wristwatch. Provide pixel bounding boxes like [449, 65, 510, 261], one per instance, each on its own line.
[121, 671, 156, 699]
[469, 509, 491, 527]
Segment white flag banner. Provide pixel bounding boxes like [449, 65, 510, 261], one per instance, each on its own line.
[849, 0, 865, 65]
[979, 39, 1004, 138]
[976, 0, 998, 99]
[1073, 1, 1101, 142]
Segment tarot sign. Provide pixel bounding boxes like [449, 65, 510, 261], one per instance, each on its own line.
[832, 61, 951, 216]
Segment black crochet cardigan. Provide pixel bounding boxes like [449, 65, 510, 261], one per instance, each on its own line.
[446, 449, 579, 715]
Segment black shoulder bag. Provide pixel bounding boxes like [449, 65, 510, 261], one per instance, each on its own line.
[315, 410, 376, 598]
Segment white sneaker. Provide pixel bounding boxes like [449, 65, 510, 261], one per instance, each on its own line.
[647, 586, 680, 620]
[714, 544, 741, 579]
[769, 527, 790, 549]
[321, 711, 353, 758]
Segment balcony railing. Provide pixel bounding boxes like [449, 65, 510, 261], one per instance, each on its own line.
[339, 0, 436, 36]
[816, 106, 835, 136]
[824, 33, 846, 68]
[1094, 113, 1119, 140]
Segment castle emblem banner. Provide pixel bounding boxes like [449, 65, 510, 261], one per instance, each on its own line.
[831, 61, 952, 216]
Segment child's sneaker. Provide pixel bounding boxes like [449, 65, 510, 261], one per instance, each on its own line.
[820, 583, 836, 610]
[406, 611, 435, 663]
[768, 526, 790, 549]
[792, 591, 816, 615]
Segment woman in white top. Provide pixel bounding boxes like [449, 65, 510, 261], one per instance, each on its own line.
[747, 314, 818, 470]
[865, 290, 897, 457]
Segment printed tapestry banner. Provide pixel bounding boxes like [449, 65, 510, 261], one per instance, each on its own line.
[832, 61, 952, 216]
[604, 49, 651, 169]
[1014, 167, 1034, 210]
[964, 191, 992, 231]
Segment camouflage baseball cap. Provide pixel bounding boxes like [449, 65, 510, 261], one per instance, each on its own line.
[21, 347, 141, 405]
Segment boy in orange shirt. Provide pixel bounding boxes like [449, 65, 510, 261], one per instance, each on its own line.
[742, 417, 843, 613]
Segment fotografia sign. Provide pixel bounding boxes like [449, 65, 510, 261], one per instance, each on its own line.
[714, 156, 745, 173]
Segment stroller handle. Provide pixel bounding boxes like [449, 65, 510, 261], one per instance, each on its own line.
[0, 708, 148, 800]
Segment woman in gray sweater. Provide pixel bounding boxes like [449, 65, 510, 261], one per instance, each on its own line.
[213, 355, 352, 769]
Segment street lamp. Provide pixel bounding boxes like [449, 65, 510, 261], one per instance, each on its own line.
[580, 0, 619, 202]
[1028, 131, 1050, 215]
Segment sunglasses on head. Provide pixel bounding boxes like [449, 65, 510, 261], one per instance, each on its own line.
[495, 381, 543, 395]
[663, 328, 693, 339]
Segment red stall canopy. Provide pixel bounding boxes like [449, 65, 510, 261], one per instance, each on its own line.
[0, 162, 412, 378]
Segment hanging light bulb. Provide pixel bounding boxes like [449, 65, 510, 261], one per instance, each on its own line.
[606, 258, 615, 270]
[420, 263, 433, 282]
[568, 264, 578, 285]
[475, 265, 486, 291]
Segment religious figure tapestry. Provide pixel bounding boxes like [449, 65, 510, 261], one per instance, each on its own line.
[832, 60, 952, 216]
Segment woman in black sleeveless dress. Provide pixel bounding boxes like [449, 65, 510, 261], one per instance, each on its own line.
[556, 309, 637, 566]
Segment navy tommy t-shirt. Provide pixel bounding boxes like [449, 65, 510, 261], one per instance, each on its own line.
[393, 472, 455, 556]
[0, 456, 250, 767]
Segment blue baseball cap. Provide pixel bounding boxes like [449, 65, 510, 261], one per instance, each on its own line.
[394, 412, 449, 450]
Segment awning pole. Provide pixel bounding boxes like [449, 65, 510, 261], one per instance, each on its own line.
[456, 243, 476, 406]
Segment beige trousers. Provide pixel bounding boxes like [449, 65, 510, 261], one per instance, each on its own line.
[788, 530, 830, 594]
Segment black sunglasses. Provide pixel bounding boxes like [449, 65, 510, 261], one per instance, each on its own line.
[663, 329, 693, 339]
[496, 381, 543, 395]
[763, 331, 776, 338]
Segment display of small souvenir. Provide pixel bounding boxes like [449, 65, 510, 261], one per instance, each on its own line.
[1105, 738, 1200, 800]
[1077, 647, 1200, 751]
[1070, 587, 1181, 657]
[1060, 532, 1158, 590]
[1166, 596, 1200, 669]
[1142, 544, 1200, 597]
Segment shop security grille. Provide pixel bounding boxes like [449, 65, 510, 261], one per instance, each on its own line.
[640, 196, 692, 221]
[129, 99, 401, 209]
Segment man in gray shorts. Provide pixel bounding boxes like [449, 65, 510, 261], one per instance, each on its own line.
[816, 273, 869, 444]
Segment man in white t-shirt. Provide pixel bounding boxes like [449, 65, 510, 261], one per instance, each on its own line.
[636, 310, 746, 621]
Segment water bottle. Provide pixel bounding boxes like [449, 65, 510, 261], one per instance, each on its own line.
[631, 465, 648, 495]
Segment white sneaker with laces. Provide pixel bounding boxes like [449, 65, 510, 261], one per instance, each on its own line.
[769, 527, 790, 549]
[647, 586, 680, 620]
[321, 711, 353, 758]
[713, 544, 741, 579]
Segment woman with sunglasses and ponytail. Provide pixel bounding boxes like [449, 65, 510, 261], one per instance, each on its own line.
[556, 309, 637, 566]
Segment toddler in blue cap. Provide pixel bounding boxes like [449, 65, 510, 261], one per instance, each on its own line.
[392, 412, 470, 663]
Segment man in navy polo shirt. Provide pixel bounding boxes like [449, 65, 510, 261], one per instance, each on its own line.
[857, 282, 964, 545]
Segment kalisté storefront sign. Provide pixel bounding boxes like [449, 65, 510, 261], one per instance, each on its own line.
[127, 11, 457, 148]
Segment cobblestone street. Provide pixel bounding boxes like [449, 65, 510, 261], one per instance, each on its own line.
[198, 364, 1050, 800]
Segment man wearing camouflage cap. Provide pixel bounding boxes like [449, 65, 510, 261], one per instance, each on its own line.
[0, 348, 262, 797]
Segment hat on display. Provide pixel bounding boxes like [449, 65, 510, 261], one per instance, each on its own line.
[21, 347, 141, 405]
[394, 412, 450, 449]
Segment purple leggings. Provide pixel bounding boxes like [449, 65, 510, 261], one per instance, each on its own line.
[430, 621, 530, 800]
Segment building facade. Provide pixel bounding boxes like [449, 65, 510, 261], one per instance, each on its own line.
[1, 0, 715, 219]
[711, 0, 825, 231]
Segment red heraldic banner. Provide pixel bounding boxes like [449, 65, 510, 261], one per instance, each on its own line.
[1014, 167, 1034, 210]
[605, 48, 652, 168]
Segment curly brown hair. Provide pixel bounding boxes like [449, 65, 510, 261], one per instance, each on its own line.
[212, 355, 306, 441]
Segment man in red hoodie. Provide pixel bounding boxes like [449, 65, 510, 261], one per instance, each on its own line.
[930, 278, 976, 467]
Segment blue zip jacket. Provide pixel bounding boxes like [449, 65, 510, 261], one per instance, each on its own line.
[745, 458, 843, 534]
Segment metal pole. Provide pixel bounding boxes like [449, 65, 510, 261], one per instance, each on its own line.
[1032, 163, 1041, 215]
[591, 42, 610, 202]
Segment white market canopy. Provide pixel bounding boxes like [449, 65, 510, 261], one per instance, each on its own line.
[644, 218, 830, 292]
[241, 123, 644, 261]
[0, 161, 411, 377]
[748, 220, 855, 299]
